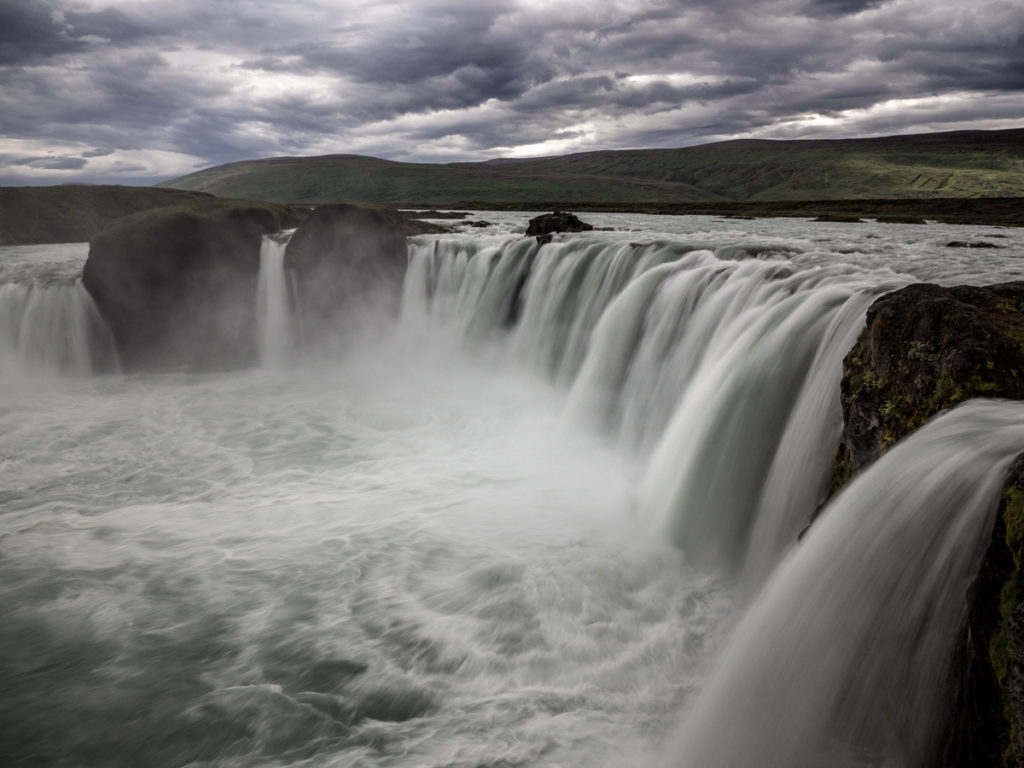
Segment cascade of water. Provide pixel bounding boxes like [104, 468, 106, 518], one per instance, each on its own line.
[0, 279, 118, 378]
[633, 275, 874, 575]
[256, 233, 294, 368]
[659, 399, 1024, 768]
[403, 234, 891, 579]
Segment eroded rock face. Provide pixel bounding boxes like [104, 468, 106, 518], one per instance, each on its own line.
[525, 211, 593, 239]
[834, 281, 1024, 490]
[284, 203, 410, 341]
[831, 281, 1024, 766]
[83, 204, 296, 371]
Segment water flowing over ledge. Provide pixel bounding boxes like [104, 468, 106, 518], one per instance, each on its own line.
[0, 277, 118, 378]
[661, 399, 1024, 768]
[402, 233, 891, 583]
[256, 232, 296, 368]
[3, 213, 1024, 767]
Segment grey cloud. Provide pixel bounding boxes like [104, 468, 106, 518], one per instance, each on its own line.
[803, 0, 888, 18]
[0, 0, 84, 64]
[3, 155, 89, 170]
[63, 7, 157, 43]
[1, 0, 1021, 183]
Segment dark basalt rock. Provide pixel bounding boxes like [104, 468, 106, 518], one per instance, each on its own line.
[833, 281, 1024, 490]
[814, 214, 864, 223]
[947, 240, 1004, 249]
[525, 211, 593, 240]
[83, 202, 299, 371]
[284, 202, 412, 340]
[830, 280, 1024, 766]
[945, 454, 1024, 768]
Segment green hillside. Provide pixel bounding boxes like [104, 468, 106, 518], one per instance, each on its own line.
[0, 185, 221, 245]
[160, 154, 715, 206]
[159, 129, 1024, 206]
[485, 129, 1024, 200]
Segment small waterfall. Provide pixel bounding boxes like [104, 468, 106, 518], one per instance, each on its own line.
[659, 399, 1024, 768]
[0, 279, 118, 378]
[256, 233, 294, 368]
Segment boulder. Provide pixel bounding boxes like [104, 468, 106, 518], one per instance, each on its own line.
[283, 202, 413, 339]
[833, 281, 1024, 490]
[525, 211, 593, 240]
[83, 201, 300, 370]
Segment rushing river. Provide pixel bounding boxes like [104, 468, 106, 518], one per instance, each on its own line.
[2, 213, 1024, 767]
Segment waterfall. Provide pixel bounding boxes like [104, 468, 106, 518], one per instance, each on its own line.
[0, 279, 118, 378]
[659, 398, 1024, 768]
[5, 217, 1024, 767]
[402, 234, 897, 580]
[256, 233, 294, 368]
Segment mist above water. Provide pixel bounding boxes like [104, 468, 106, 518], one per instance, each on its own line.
[2, 213, 1024, 767]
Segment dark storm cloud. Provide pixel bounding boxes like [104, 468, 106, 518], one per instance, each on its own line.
[803, 0, 887, 18]
[0, 0, 83, 64]
[0, 0, 1021, 183]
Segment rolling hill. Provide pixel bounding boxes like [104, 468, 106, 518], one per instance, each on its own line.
[159, 128, 1024, 206]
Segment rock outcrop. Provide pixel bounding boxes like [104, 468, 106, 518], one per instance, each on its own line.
[945, 455, 1024, 767]
[83, 201, 301, 370]
[525, 211, 593, 240]
[831, 280, 1024, 765]
[833, 281, 1024, 490]
[283, 202, 415, 341]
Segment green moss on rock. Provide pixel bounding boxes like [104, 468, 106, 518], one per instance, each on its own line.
[832, 281, 1024, 491]
[830, 282, 1024, 766]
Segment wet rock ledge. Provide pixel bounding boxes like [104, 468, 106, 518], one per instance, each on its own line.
[82, 200, 433, 371]
[526, 211, 593, 242]
[829, 280, 1024, 766]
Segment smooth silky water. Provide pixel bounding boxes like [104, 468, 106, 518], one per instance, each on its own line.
[2, 214, 1024, 767]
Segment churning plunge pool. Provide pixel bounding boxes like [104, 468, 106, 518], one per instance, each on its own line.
[2, 212, 1024, 767]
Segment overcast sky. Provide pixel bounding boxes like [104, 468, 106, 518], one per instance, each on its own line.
[1, 0, 1022, 185]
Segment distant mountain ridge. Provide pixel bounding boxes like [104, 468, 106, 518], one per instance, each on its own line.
[159, 128, 1024, 205]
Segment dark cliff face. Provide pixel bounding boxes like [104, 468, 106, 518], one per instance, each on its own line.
[283, 203, 410, 343]
[946, 455, 1024, 768]
[834, 281, 1024, 491]
[83, 204, 298, 371]
[832, 281, 1024, 766]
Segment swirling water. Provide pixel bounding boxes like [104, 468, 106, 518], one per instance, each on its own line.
[2, 213, 1024, 767]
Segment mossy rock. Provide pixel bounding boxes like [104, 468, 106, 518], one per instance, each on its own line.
[833, 281, 1024, 490]
[83, 200, 302, 370]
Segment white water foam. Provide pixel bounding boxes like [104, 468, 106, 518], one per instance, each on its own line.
[3, 216, 1024, 767]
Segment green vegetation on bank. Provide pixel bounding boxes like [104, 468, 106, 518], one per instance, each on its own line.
[0, 185, 222, 245]
[160, 128, 1024, 206]
[159, 154, 712, 206]
[94, 196, 304, 242]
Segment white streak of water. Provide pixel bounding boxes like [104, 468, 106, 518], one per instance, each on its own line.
[0, 279, 117, 379]
[256, 233, 294, 368]
[660, 399, 1024, 768]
